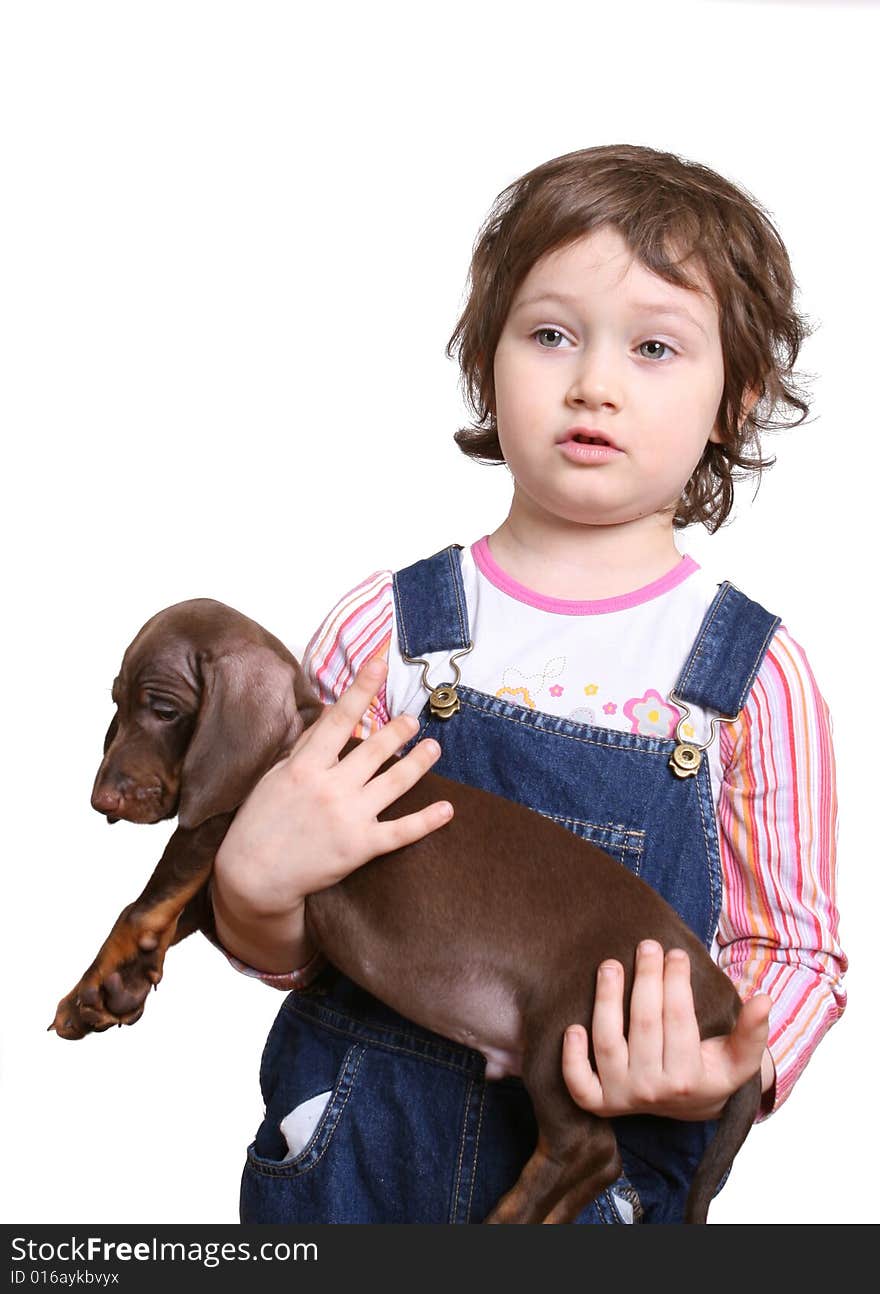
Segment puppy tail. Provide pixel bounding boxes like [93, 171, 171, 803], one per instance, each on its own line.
[683, 1069, 762, 1224]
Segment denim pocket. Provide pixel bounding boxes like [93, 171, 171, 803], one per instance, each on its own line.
[246, 1042, 366, 1178]
[241, 1024, 485, 1223]
[538, 813, 646, 875]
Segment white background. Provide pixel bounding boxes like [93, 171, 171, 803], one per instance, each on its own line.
[2, 0, 876, 1225]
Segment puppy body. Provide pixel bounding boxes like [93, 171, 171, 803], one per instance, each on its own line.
[309, 761, 739, 1073]
[53, 598, 760, 1224]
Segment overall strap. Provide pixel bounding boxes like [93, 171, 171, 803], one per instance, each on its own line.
[672, 582, 781, 718]
[392, 544, 471, 657]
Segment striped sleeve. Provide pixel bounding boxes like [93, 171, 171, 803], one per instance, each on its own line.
[210, 572, 396, 990]
[203, 919, 327, 991]
[716, 625, 846, 1118]
[301, 569, 395, 736]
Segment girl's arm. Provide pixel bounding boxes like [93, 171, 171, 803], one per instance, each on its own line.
[208, 657, 448, 976]
[714, 624, 847, 1116]
[562, 625, 845, 1123]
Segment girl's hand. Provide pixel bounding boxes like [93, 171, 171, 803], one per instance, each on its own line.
[213, 657, 452, 915]
[561, 941, 772, 1121]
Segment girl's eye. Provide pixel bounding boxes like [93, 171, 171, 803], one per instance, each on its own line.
[532, 328, 570, 349]
[638, 339, 675, 361]
[532, 330, 676, 360]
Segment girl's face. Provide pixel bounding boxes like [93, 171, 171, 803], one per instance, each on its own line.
[492, 226, 726, 530]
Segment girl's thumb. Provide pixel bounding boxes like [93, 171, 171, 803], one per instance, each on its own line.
[729, 993, 771, 1068]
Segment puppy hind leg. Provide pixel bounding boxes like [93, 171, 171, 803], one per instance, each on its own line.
[484, 1042, 621, 1225]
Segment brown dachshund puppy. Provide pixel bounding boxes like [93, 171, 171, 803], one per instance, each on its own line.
[51, 598, 760, 1224]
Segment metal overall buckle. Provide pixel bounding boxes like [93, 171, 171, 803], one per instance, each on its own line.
[401, 642, 474, 720]
[666, 693, 740, 779]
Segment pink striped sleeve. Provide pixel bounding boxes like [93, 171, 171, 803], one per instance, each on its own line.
[301, 569, 395, 737]
[716, 625, 847, 1117]
[204, 929, 327, 991]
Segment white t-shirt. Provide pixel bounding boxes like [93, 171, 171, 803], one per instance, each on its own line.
[386, 538, 727, 805]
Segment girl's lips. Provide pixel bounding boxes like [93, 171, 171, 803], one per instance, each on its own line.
[557, 439, 623, 464]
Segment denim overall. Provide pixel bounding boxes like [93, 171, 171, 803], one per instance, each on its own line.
[241, 545, 780, 1225]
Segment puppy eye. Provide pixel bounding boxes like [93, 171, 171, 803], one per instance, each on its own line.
[151, 703, 180, 722]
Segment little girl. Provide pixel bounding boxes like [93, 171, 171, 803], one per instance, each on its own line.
[207, 144, 846, 1224]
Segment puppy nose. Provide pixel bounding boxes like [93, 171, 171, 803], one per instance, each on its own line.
[91, 785, 124, 816]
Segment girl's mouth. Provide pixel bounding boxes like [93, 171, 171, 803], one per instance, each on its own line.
[557, 436, 623, 463]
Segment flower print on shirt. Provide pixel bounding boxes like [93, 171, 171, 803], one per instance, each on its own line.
[496, 656, 565, 710]
[623, 688, 683, 738]
[496, 684, 536, 708]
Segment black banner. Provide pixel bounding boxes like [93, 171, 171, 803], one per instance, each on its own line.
[2, 1224, 841, 1289]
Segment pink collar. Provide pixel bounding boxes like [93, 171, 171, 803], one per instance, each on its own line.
[471, 536, 699, 616]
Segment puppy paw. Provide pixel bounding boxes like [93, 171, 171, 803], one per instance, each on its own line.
[50, 913, 174, 1039]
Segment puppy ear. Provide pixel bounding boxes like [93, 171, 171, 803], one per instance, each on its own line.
[177, 644, 314, 830]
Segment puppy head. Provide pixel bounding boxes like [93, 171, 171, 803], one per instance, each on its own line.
[92, 599, 319, 830]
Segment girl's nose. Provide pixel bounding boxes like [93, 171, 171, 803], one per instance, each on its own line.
[566, 347, 623, 410]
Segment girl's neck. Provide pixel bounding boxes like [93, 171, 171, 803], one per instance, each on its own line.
[488, 504, 684, 602]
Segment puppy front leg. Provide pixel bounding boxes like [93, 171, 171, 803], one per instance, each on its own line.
[170, 881, 215, 946]
[50, 814, 232, 1039]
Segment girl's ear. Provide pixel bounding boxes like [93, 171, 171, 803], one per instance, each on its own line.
[176, 645, 307, 830]
[740, 384, 761, 422]
[709, 385, 761, 444]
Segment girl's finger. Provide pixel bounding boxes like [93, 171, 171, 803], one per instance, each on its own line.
[724, 993, 771, 1082]
[371, 798, 455, 857]
[561, 1024, 605, 1112]
[337, 711, 424, 786]
[362, 733, 445, 814]
[625, 940, 665, 1075]
[660, 949, 702, 1078]
[590, 960, 629, 1084]
[295, 658, 388, 765]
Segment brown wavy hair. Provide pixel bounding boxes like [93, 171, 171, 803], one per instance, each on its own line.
[446, 144, 814, 532]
